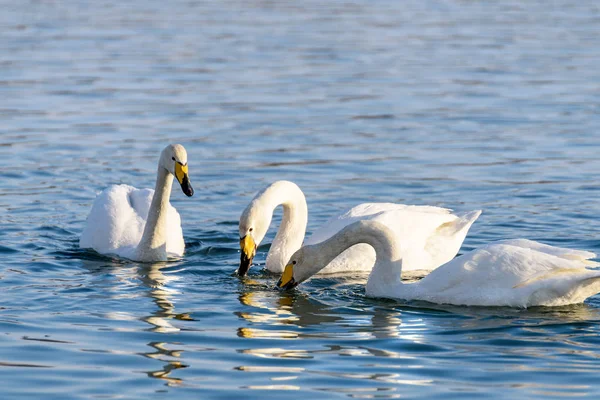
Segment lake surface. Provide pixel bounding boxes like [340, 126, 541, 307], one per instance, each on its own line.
[2, 0, 600, 398]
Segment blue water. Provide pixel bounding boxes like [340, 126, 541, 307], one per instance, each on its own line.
[2, 0, 600, 398]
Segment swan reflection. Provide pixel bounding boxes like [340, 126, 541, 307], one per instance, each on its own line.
[236, 286, 345, 339]
[235, 282, 406, 341]
[76, 258, 192, 387]
[137, 263, 193, 333]
[137, 263, 192, 386]
[143, 342, 188, 386]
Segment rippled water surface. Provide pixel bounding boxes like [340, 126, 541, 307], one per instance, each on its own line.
[2, 0, 600, 398]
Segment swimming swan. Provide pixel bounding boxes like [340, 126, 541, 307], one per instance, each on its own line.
[237, 180, 481, 277]
[277, 220, 600, 307]
[80, 144, 194, 262]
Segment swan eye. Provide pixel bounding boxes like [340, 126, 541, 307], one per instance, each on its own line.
[172, 157, 176, 161]
[249, 228, 253, 232]
[292, 260, 296, 265]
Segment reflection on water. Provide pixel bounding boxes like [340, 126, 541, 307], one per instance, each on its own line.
[236, 285, 343, 339]
[235, 284, 413, 365]
[236, 282, 407, 341]
[235, 287, 427, 398]
[143, 342, 188, 386]
[240, 384, 301, 391]
[3, 0, 600, 397]
[137, 263, 194, 333]
[232, 281, 600, 397]
[137, 264, 192, 386]
[316, 387, 402, 399]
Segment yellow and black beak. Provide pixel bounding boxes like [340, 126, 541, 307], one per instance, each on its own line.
[238, 235, 256, 276]
[175, 162, 194, 197]
[277, 263, 297, 290]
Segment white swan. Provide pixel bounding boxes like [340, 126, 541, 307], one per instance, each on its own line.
[237, 180, 481, 277]
[80, 144, 194, 262]
[277, 221, 600, 307]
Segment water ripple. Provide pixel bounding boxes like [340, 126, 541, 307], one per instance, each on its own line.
[2, 0, 600, 398]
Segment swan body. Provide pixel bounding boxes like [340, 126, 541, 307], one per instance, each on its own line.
[237, 180, 481, 276]
[80, 144, 194, 262]
[278, 221, 600, 308]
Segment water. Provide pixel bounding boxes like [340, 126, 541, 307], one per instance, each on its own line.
[2, 0, 600, 398]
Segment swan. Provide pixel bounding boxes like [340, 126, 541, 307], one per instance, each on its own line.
[237, 180, 481, 277]
[79, 144, 194, 262]
[277, 220, 600, 307]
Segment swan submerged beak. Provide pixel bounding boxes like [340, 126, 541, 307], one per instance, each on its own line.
[238, 235, 256, 276]
[175, 162, 194, 197]
[277, 263, 297, 290]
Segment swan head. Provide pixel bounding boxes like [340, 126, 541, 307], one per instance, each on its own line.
[237, 200, 272, 276]
[161, 144, 194, 197]
[276, 246, 313, 290]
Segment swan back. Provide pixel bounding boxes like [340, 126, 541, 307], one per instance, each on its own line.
[492, 239, 597, 262]
[400, 242, 600, 307]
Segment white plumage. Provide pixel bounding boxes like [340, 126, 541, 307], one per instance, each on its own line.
[79, 185, 184, 260]
[79, 144, 193, 262]
[305, 203, 482, 275]
[238, 180, 481, 276]
[388, 239, 600, 307]
[281, 221, 600, 308]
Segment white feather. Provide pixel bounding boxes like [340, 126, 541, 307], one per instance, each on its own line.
[305, 203, 481, 274]
[79, 184, 184, 260]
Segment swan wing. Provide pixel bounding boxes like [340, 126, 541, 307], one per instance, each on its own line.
[412, 242, 600, 307]
[80, 185, 185, 258]
[416, 209, 482, 271]
[79, 185, 147, 258]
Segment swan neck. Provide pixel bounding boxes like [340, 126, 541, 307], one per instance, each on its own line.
[265, 183, 308, 272]
[308, 223, 404, 289]
[137, 167, 173, 260]
[320, 224, 398, 267]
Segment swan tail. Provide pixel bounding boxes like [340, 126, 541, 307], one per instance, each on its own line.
[422, 210, 482, 270]
[432, 210, 482, 242]
[573, 274, 600, 303]
[524, 270, 600, 306]
[447, 210, 482, 233]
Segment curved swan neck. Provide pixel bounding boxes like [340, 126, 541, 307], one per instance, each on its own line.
[312, 221, 401, 270]
[302, 221, 404, 291]
[137, 166, 174, 261]
[262, 181, 308, 272]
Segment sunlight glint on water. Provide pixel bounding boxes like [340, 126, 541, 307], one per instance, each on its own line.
[1, 0, 600, 398]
